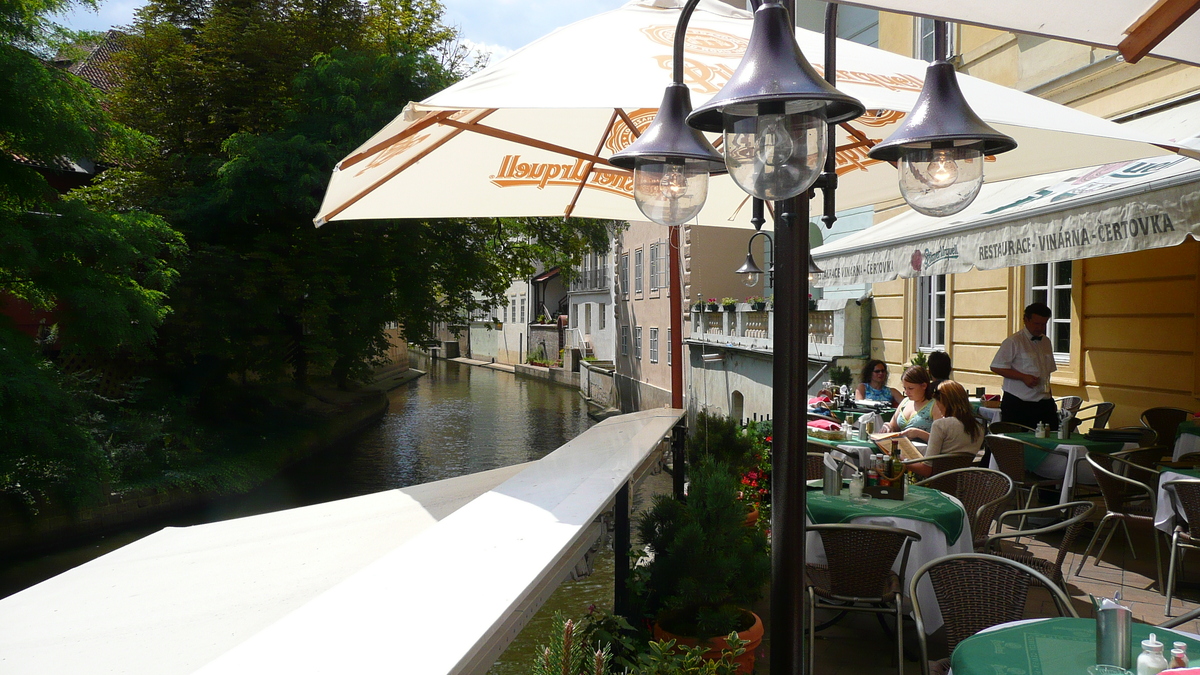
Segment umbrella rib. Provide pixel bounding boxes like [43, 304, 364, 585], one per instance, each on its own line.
[338, 110, 479, 171]
[436, 118, 618, 167]
[319, 112, 491, 222]
[840, 122, 896, 169]
[1119, 0, 1200, 63]
[615, 108, 642, 139]
[564, 109, 622, 219]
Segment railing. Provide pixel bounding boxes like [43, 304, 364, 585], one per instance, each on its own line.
[689, 303, 855, 354]
[569, 266, 610, 292]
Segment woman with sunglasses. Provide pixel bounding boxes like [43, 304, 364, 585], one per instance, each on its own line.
[882, 366, 935, 440]
[855, 359, 900, 407]
[908, 380, 985, 477]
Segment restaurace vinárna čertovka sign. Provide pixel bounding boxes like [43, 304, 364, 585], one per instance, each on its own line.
[811, 155, 1200, 286]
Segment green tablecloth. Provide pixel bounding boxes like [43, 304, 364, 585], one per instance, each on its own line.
[1004, 432, 1125, 471]
[806, 434, 880, 451]
[805, 484, 966, 545]
[950, 617, 1200, 675]
[1177, 419, 1200, 441]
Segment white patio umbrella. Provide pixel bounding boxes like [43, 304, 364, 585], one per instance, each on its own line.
[826, 0, 1200, 67]
[314, 0, 1184, 230]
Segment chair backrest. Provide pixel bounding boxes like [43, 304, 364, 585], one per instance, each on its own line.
[987, 421, 1033, 434]
[1141, 407, 1192, 448]
[1057, 396, 1083, 416]
[916, 467, 1013, 540]
[1086, 452, 1156, 514]
[1163, 479, 1200, 540]
[1070, 402, 1116, 432]
[1114, 425, 1159, 448]
[811, 523, 920, 600]
[910, 553, 1078, 654]
[989, 501, 1095, 575]
[920, 451, 977, 477]
[806, 452, 825, 482]
[984, 434, 1029, 484]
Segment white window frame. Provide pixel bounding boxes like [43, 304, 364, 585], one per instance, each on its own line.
[915, 17, 954, 61]
[649, 327, 659, 363]
[598, 303, 605, 330]
[635, 326, 642, 359]
[667, 327, 672, 365]
[519, 295, 526, 324]
[621, 325, 629, 356]
[648, 243, 659, 290]
[917, 274, 946, 350]
[1026, 262, 1073, 361]
[634, 248, 644, 296]
[620, 254, 629, 297]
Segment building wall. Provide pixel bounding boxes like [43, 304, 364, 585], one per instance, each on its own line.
[866, 13, 1200, 425]
[614, 220, 675, 411]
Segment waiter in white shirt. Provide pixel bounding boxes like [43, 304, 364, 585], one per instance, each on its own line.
[990, 302, 1059, 429]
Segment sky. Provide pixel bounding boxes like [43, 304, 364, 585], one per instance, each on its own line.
[57, 0, 629, 61]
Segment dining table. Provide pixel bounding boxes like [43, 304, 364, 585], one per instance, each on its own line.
[1173, 419, 1200, 461]
[1155, 464, 1200, 535]
[969, 397, 1003, 425]
[994, 432, 1137, 504]
[949, 617, 1200, 675]
[805, 483, 971, 633]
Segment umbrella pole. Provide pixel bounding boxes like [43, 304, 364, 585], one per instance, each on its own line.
[770, 194, 809, 675]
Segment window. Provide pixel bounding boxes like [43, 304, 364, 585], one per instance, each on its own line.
[1028, 262, 1073, 356]
[648, 244, 659, 290]
[649, 328, 659, 363]
[598, 303, 605, 330]
[667, 327, 672, 365]
[621, 326, 629, 356]
[635, 326, 643, 359]
[519, 295, 526, 323]
[917, 274, 946, 350]
[915, 17, 953, 61]
[571, 304, 577, 328]
[634, 248, 644, 295]
[620, 254, 629, 297]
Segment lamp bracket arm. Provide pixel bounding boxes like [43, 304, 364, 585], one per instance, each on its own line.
[672, 0, 705, 85]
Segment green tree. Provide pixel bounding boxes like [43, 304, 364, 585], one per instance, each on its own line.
[104, 0, 610, 392]
[1, 0, 185, 503]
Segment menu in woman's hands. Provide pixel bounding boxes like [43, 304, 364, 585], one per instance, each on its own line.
[869, 432, 923, 460]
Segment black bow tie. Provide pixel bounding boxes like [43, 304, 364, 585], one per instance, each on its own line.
[1031, 336, 1043, 342]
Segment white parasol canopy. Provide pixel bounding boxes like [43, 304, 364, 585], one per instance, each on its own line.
[828, 0, 1200, 67]
[314, 0, 1183, 229]
[810, 153, 1200, 286]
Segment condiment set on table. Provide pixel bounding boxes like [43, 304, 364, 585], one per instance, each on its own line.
[1094, 594, 1191, 675]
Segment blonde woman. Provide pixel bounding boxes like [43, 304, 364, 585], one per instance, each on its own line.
[882, 366, 935, 440]
[909, 380, 985, 477]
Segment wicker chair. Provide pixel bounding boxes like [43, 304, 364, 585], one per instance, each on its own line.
[987, 421, 1034, 434]
[806, 452, 825, 481]
[1057, 396, 1083, 416]
[807, 523, 920, 675]
[1114, 425, 1159, 448]
[1074, 452, 1165, 590]
[984, 500, 1095, 592]
[1163, 478, 1200, 615]
[985, 434, 1066, 528]
[1070, 401, 1115, 433]
[916, 468, 1013, 548]
[1112, 446, 1172, 490]
[902, 451, 977, 477]
[910, 553, 1078, 675]
[1142, 407, 1193, 452]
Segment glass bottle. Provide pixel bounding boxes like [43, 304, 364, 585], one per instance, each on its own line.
[1172, 642, 1189, 668]
[1136, 634, 1168, 675]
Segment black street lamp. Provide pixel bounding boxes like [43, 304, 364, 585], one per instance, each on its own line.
[868, 21, 1017, 216]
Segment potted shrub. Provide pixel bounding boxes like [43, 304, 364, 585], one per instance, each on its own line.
[720, 297, 737, 311]
[706, 298, 720, 312]
[630, 459, 770, 674]
[748, 296, 766, 311]
[692, 301, 704, 313]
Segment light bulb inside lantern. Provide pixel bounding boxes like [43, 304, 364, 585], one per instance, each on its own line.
[722, 102, 826, 201]
[897, 144, 985, 217]
[632, 158, 709, 226]
[743, 272, 760, 287]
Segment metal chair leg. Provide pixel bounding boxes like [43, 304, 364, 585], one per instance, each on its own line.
[1119, 520, 1136, 559]
[1166, 531, 1180, 616]
[1076, 514, 1114, 575]
[1154, 528, 1165, 592]
[808, 587, 816, 675]
[896, 601, 905, 675]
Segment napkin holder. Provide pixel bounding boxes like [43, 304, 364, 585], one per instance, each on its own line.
[1095, 596, 1133, 669]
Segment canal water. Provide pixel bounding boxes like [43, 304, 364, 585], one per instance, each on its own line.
[0, 354, 643, 671]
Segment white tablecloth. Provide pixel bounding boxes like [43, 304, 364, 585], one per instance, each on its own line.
[978, 406, 1002, 424]
[1174, 432, 1200, 461]
[989, 439, 1137, 504]
[1156, 470, 1197, 535]
[806, 494, 972, 634]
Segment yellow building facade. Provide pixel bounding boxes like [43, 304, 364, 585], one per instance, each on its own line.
[868, 14, 1200, 427]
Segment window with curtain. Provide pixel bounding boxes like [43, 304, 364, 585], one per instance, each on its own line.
[1027, 262, 1073, 357]
[917, 274, 946, 350]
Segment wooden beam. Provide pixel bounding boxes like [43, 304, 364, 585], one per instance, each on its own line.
[564, 109, 621, 219]
[1119, 0, 1200, 63]
[438, 118, 616, 167]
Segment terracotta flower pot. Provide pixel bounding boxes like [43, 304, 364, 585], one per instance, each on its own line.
[653, 609, 764, 674]
[743, 504, 759, 527]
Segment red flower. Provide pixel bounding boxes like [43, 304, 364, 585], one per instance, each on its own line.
[764, 436, 773, 444]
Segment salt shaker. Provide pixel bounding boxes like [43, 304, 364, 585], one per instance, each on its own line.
[1136, 633, 1168, 675]
[1172, 642, 1189, 668]
[849, 471, 864, 498]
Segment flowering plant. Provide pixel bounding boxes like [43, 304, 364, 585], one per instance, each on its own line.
[739, 420, 773, 533]
[706, 298, 718, 304]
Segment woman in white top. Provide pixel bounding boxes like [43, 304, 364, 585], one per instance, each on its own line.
[908, 380, 985, 478]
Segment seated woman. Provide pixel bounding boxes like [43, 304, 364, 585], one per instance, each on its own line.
[907, 380, 985, 477]
[882, 366, 935, 440]
[855, 359, 901, 407]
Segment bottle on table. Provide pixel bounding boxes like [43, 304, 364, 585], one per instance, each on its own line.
[1136, 633, 1168, 675]
[1172, 642, 1189, 668]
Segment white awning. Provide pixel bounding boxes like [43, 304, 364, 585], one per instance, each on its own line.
[810, 154, 1200, 287]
